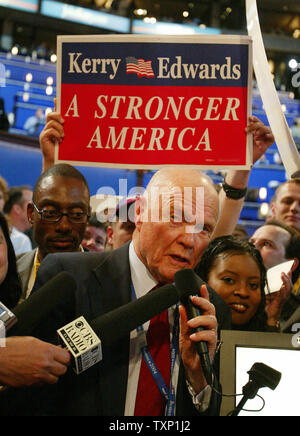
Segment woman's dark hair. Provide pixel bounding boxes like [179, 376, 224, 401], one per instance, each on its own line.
[195, 235, 268, 332]
[0, 213, 22, 308]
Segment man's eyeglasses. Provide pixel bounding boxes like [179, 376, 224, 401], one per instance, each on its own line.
[32, 201, 90, 224]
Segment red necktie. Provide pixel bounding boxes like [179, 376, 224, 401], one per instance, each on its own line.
[134, 307, 171, 416]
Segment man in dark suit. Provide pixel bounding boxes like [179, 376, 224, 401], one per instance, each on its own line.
[28, 166, 230, 417]
[16, 163, 91, 301]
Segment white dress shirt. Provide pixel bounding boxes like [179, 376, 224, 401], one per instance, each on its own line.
[10, 227, 32, 255]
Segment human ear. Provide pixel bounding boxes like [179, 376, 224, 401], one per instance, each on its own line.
[106, 226, 114, 246]
[291, 258, 299, 272]
[134, 195, 147, 230]
[27, 203, 34, 224]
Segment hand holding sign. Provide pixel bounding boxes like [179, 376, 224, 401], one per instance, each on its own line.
[40, 110, 65, 171]
[245, 115, 274, 164]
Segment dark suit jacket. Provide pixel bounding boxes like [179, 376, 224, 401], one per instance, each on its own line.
[2, 243, 231, 416]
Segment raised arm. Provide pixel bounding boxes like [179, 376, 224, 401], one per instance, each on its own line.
[212, 116, 275, 239]
[39, 110, 64, 172]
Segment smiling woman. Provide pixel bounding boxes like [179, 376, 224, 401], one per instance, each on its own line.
[195, 235, 269, 332]
[0, 213, 22, 308]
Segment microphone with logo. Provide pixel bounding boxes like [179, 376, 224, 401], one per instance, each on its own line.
[174, 268, 214, 387]
[57, 282, 179, 375]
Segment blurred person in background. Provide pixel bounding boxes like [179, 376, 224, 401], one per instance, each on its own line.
[250, 219, 300, 330]
[81, 212, 107, 252]
[0, 176, 8, 213]
[232, 223, 249, 240]
[3, 186, 32, 255]
[24, 109, 45, 138]
[106, 197, 136, 250]
[4, 186, 32, 234]
[270, 179, 300, 233]
[291, 119, 300, 139]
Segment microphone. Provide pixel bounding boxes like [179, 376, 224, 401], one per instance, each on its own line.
[8, 271, 76, 337]
[90, 283, 177, 344]
[174, 269, 213, 386]
[57, 282, 178, 374]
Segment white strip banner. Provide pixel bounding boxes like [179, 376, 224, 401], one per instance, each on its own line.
[246, 0, 300, 179]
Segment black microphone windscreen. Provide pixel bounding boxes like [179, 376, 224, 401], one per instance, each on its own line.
[174, 269, 205, 302]
[90, 283, 178, 347]
[9, 271, 76, 336]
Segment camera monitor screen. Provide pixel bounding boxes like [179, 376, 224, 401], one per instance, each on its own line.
[219, 330, 300, 416]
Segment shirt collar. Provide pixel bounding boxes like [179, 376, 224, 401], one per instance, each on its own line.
[129, 241, 157, 299]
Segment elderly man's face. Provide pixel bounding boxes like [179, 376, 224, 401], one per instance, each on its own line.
[134, 178, 218, 283]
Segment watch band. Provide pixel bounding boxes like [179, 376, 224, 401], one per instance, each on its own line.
[222, 180, 247, 199]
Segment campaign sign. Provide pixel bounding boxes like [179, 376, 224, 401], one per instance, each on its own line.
[56, 35, 252, 170]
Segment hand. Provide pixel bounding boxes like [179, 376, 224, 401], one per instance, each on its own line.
[266, 271, 293, 326]
[39, 110, 64, 171]
[179, 285, 217, 393]
[0, 336, 71, 387]
[245, 115, 275, 164]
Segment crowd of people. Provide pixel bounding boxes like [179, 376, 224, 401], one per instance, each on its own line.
[0, 108, 300, 416]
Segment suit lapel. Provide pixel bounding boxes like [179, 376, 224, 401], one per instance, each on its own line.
[16, 249, 37, 297]
[92, 242, 132, 314]
[87, 243, 132, 415]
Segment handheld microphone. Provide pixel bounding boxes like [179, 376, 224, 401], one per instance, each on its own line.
[57, 282, 178, 374]
[90, 282, 177, 345]
[9, 271, 76, 337]
[174, 269, 213, 386]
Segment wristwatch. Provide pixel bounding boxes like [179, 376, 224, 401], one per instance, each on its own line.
[222, 180, 247, 199]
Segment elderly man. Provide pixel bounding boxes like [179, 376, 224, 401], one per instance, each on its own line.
[22, 167, 228, 417]
[25, 111, 273, 417]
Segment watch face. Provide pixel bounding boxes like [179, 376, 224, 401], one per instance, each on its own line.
[228, 191, 240, 199]
[229, 192, 244, 199]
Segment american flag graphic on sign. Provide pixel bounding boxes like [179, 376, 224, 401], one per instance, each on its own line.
[126, 57, 155, 77]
